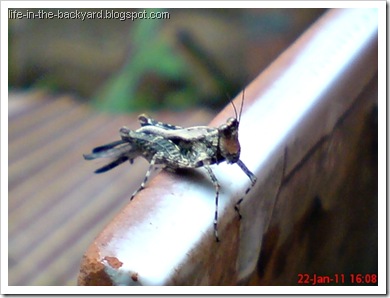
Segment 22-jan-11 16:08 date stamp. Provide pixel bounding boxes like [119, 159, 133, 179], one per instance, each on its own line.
[297, 273, 378, 286]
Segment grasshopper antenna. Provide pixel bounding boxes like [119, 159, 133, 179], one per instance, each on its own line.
[238, 89, 245, 122]
[227, 89, 245, 122]
[227, 92, 238, 120]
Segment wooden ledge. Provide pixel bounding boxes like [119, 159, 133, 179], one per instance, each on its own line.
[78, 8, 378, 287]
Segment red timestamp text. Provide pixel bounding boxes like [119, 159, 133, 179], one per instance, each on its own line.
[297, 273, 378, 285]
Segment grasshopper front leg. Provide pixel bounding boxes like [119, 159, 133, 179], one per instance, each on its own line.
[234, 159, 257, 219]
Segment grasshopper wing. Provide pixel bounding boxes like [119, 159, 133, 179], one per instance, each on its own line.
[136, 125, 217, 142]
[83, 140, 140, 173]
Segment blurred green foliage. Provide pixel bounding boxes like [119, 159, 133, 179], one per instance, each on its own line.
[93, 9, 193, 111]
[9, 8, 326, 112]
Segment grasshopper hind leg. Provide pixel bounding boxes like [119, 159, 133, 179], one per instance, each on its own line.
[130, 155, 163, 201]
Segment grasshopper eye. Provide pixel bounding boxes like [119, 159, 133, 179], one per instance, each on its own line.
[227, 117, 239, 129]
[220, 118, 239, 138]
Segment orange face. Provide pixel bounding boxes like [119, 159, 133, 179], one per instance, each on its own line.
[218, 118, 241, 163]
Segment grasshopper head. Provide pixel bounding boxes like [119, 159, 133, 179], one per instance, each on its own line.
[218, 117, 241, 164]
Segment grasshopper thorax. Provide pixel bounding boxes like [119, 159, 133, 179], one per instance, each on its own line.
[218, 117, 241, 164]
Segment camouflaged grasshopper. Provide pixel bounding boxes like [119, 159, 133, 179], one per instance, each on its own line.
[83, 91, 257, 242]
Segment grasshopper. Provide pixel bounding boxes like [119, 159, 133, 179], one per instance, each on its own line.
[83, 91, 257, 241]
